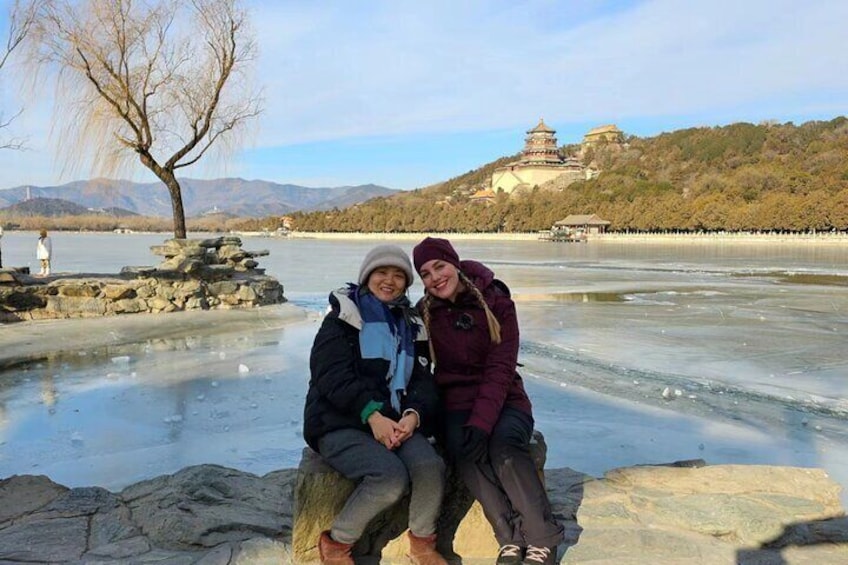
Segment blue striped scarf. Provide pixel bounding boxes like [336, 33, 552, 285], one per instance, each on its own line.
[352, 285, 417, 412]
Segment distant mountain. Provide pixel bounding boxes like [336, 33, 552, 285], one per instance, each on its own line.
[0, 178, 398, 218]
[0, 197, 139, 218]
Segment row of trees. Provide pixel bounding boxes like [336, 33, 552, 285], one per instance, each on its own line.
[284, 186, 848, 234]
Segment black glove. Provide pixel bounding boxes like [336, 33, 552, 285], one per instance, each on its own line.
[462, 426, 489, 463]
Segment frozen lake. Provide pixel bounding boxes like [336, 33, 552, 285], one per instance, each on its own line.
[1, 232, 847, 504]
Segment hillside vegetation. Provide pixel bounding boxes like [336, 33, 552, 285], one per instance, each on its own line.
[286, 118, 848, 233]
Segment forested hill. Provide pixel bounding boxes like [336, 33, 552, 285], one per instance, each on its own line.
[285, 117, 848, 233]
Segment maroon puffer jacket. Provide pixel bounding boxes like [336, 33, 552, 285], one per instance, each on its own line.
[419, 260, 532, 434]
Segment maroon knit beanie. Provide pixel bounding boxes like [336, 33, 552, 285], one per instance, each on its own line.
[413, 237, 461, 272]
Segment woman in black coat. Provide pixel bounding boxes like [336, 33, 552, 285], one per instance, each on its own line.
[303, 244, 447, 565]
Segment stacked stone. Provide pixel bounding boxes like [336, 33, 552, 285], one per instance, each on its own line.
[0, 237, 284, 322]
[147, 236, 271, 278]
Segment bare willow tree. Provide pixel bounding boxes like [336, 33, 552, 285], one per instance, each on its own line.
[1, 0, 37, 150]
[21, 0, 262, 237]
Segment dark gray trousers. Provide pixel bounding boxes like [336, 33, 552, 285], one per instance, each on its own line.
[318, 428, 446, 544]
[444, 407, 564, 548]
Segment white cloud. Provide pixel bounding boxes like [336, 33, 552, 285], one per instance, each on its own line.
[251, 0, 848, 145]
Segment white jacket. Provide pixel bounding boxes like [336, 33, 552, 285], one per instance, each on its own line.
[37, 236, 52, 260]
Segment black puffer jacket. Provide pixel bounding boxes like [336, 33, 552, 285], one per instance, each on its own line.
[303, 287, 438, 451]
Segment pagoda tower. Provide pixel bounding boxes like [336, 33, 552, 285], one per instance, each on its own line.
[520, 119, 563, 164]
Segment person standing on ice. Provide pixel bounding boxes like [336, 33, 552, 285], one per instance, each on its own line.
[36, 229, 52, 276]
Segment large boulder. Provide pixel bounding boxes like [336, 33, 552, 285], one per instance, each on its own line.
[120, 464, 296, 550]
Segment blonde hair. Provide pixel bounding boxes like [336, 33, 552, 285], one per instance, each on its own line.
[420, 271, 501, 364]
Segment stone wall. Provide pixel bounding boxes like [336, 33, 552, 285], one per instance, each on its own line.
[0, 237, 284, 322]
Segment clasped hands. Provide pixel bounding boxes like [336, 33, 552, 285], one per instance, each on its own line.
[367, 411, 418, 450]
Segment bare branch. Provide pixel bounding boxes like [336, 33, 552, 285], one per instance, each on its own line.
[174, 103, 262, 169]
[2, 1, 37, 69]
[0, 108, 27, 149]
[1, 1, 38, 150]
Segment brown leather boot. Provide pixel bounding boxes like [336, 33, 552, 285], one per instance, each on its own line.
[407, 531, 448, 565]
[318, 530, 354, 565]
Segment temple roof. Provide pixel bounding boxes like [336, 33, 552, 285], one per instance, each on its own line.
[527, 118, 555, 134]
[554, 214, 611, 226]
[585, 124, 622, 136]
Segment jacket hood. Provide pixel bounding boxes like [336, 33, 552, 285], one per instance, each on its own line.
[458, 260, 493, 289]
[460, 260, 512, 298]
[328, 286, 362, 330]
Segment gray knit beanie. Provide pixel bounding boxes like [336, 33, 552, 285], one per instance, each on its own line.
[358, 244, 414, 287]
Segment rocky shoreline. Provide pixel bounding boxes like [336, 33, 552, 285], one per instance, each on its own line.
[2, 459, 846, 564]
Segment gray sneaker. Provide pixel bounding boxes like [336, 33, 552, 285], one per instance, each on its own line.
[496, 544, 524, 564]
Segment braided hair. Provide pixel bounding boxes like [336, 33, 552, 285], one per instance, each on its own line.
[419, 270, 502, 365]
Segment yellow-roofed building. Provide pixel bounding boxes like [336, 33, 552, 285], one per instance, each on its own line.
[582, 124, 625, 146]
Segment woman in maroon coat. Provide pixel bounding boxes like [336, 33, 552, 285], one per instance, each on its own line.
[413, 237, 563, 565]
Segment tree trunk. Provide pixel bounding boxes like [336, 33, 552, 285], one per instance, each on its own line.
[162, 171, 188, 239]
[137, 152, 187, 238]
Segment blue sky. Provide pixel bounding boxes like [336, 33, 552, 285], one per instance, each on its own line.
[1, 0, 847, 191]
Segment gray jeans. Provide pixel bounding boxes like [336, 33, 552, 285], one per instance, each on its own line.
[318, 428, 446, 544]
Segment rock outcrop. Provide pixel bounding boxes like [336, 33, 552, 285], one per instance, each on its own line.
[0, 237, 284, 322]
[1, 461, 846, 564]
